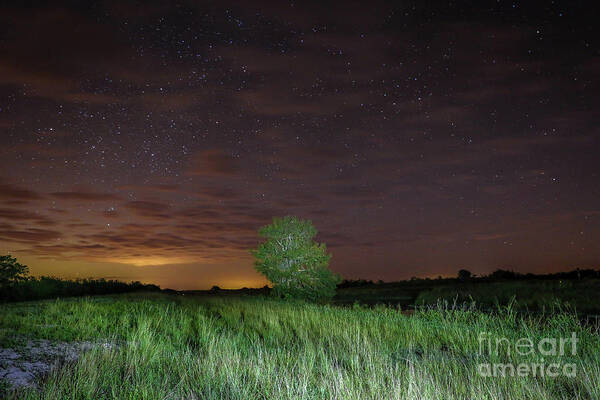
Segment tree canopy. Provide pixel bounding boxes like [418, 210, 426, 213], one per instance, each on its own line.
[0, 255, 29, 289]
[251, 216, 341, 302]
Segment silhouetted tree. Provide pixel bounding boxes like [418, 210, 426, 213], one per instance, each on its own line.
[0, 255, 29, 290]
[251, 216, 341, 302]
[489, 269, 518, 280]
[457, 269, 472, 281]
[337, 279, 374, 288]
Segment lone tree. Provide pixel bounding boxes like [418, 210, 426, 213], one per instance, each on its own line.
[0, 255, 29, 289]
[252, 216, 341, 302]
[457, 269, 472, 281]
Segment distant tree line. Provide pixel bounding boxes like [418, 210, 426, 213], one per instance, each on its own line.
[337, 279, 381, 288]
[0, 255, 160, 302]
[461, 268, 600, 281]
[337, 268, 600, 288]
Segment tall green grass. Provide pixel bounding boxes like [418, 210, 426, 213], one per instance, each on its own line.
[1, 293, 598, 399]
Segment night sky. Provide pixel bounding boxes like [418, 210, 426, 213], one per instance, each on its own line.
[0, 1, 598, 289]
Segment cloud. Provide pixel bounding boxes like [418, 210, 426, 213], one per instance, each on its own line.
[0, 183, 43, 201]
[195, 186, 240, 200]
[173, 208, 224, 220]
[0, 208, 55, 225]
[124, 201, 171, 220]
[472, 233, 511, 241]
[118, 184, 181, 193]
[0, 6, 214, 111]
[51, 192, 121, 201]
[188, 150, 240, 176]
[329, 185, 382, 199]
[101, 209, 120, 219]
[0, 8, 127, 104]
[0, 227, 61, 243]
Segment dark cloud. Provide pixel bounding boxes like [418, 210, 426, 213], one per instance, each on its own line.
[101, 209, 120, 219]
[124, 201, 171, 220]
[0, 8, 126, 104]
[0, 227, 61, 243]
[117, 184, 181, 193]
[196, 186, 240, 200]
[51, 192, 121, 201]
[329, 185, 382, 199]
[0, 208, 55, 225]
[174, 208, 224, 220]
[0, 183, 43, 201]
[189, 150, 240, 176]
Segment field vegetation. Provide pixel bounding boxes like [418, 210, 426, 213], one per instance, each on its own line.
[1, 293, 598, 399]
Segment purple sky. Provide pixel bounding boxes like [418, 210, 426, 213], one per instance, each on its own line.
[0, 1, 598, 289]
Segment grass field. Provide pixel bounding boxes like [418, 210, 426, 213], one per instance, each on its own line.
[1, 293, 599, 399]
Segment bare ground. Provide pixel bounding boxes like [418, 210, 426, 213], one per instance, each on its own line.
[0, 338, 115, 390]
